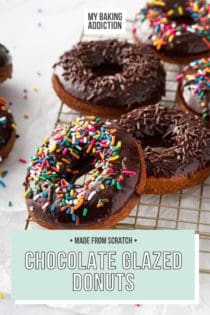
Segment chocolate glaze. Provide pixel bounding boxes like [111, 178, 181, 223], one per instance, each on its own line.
[119, 104, 210, 178]
[53, 40, 165, 109]
[146, 0, 206, 19]
[160, 32, 209, 56]
[151, 0, 192, 15]
[134, 0, 210, 57]
[25, 118, 142, 228]
[0, 105, 15, 151]
[0, 43, 11, 68]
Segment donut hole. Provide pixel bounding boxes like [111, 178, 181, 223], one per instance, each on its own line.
[57, 170, 114, 223]
[59, 159, 114, 223]
[141, 135, 170, 149]
[134, 126, 175, 151]
[90, 62, 123, 77]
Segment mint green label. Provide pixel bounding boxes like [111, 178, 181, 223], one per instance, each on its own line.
[12, 230, 196, 301]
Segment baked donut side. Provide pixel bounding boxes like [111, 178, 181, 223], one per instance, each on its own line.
[145, 166, 210, 194]
[52, 75, 131, 119]
[0, 44, 12, 83]
[52, 40, 165, 118]
[119, 104, 210, 194]
[24, 116, 146, 229]
[132, 0, 210, 64]
[0, 97, 16, 161]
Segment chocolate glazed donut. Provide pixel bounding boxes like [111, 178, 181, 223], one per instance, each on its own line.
[132, 0, 210, 64]
[52, 40, 165, 118]
[0, 43, 12, 83]
[119, 104, 210, 194]
[24, 116, 146, 229]
[0, 98, 16, 161]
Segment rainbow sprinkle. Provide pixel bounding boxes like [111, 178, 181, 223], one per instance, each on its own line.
[134, 0, 210, 50]
[19, 158, 27, 164]
[0, 292, 5, 300]
[0, 180, 6, 188]
[177, 57, 210, 119]
[25, 116, 137, 224]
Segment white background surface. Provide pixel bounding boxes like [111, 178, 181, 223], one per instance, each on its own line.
[0, 0, 210, 314]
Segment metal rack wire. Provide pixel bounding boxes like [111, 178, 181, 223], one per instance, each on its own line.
[25, 20, 210, 274]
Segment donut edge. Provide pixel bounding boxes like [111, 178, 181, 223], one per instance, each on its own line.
[0, 63, 12, 83]
[0, 129, 16, 161]
[52, 74, 132, 119]
[176, 83, 203, 117]
[27, 141, 146, 229]
[144, 166, 210, 194]
[132, 35, 210, 65]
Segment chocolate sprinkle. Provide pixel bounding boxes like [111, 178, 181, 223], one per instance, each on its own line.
[119, 104, 210, 177]
[53, 40, 165, 109]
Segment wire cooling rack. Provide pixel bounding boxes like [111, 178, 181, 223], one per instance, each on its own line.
[25, 20, 210, 274]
